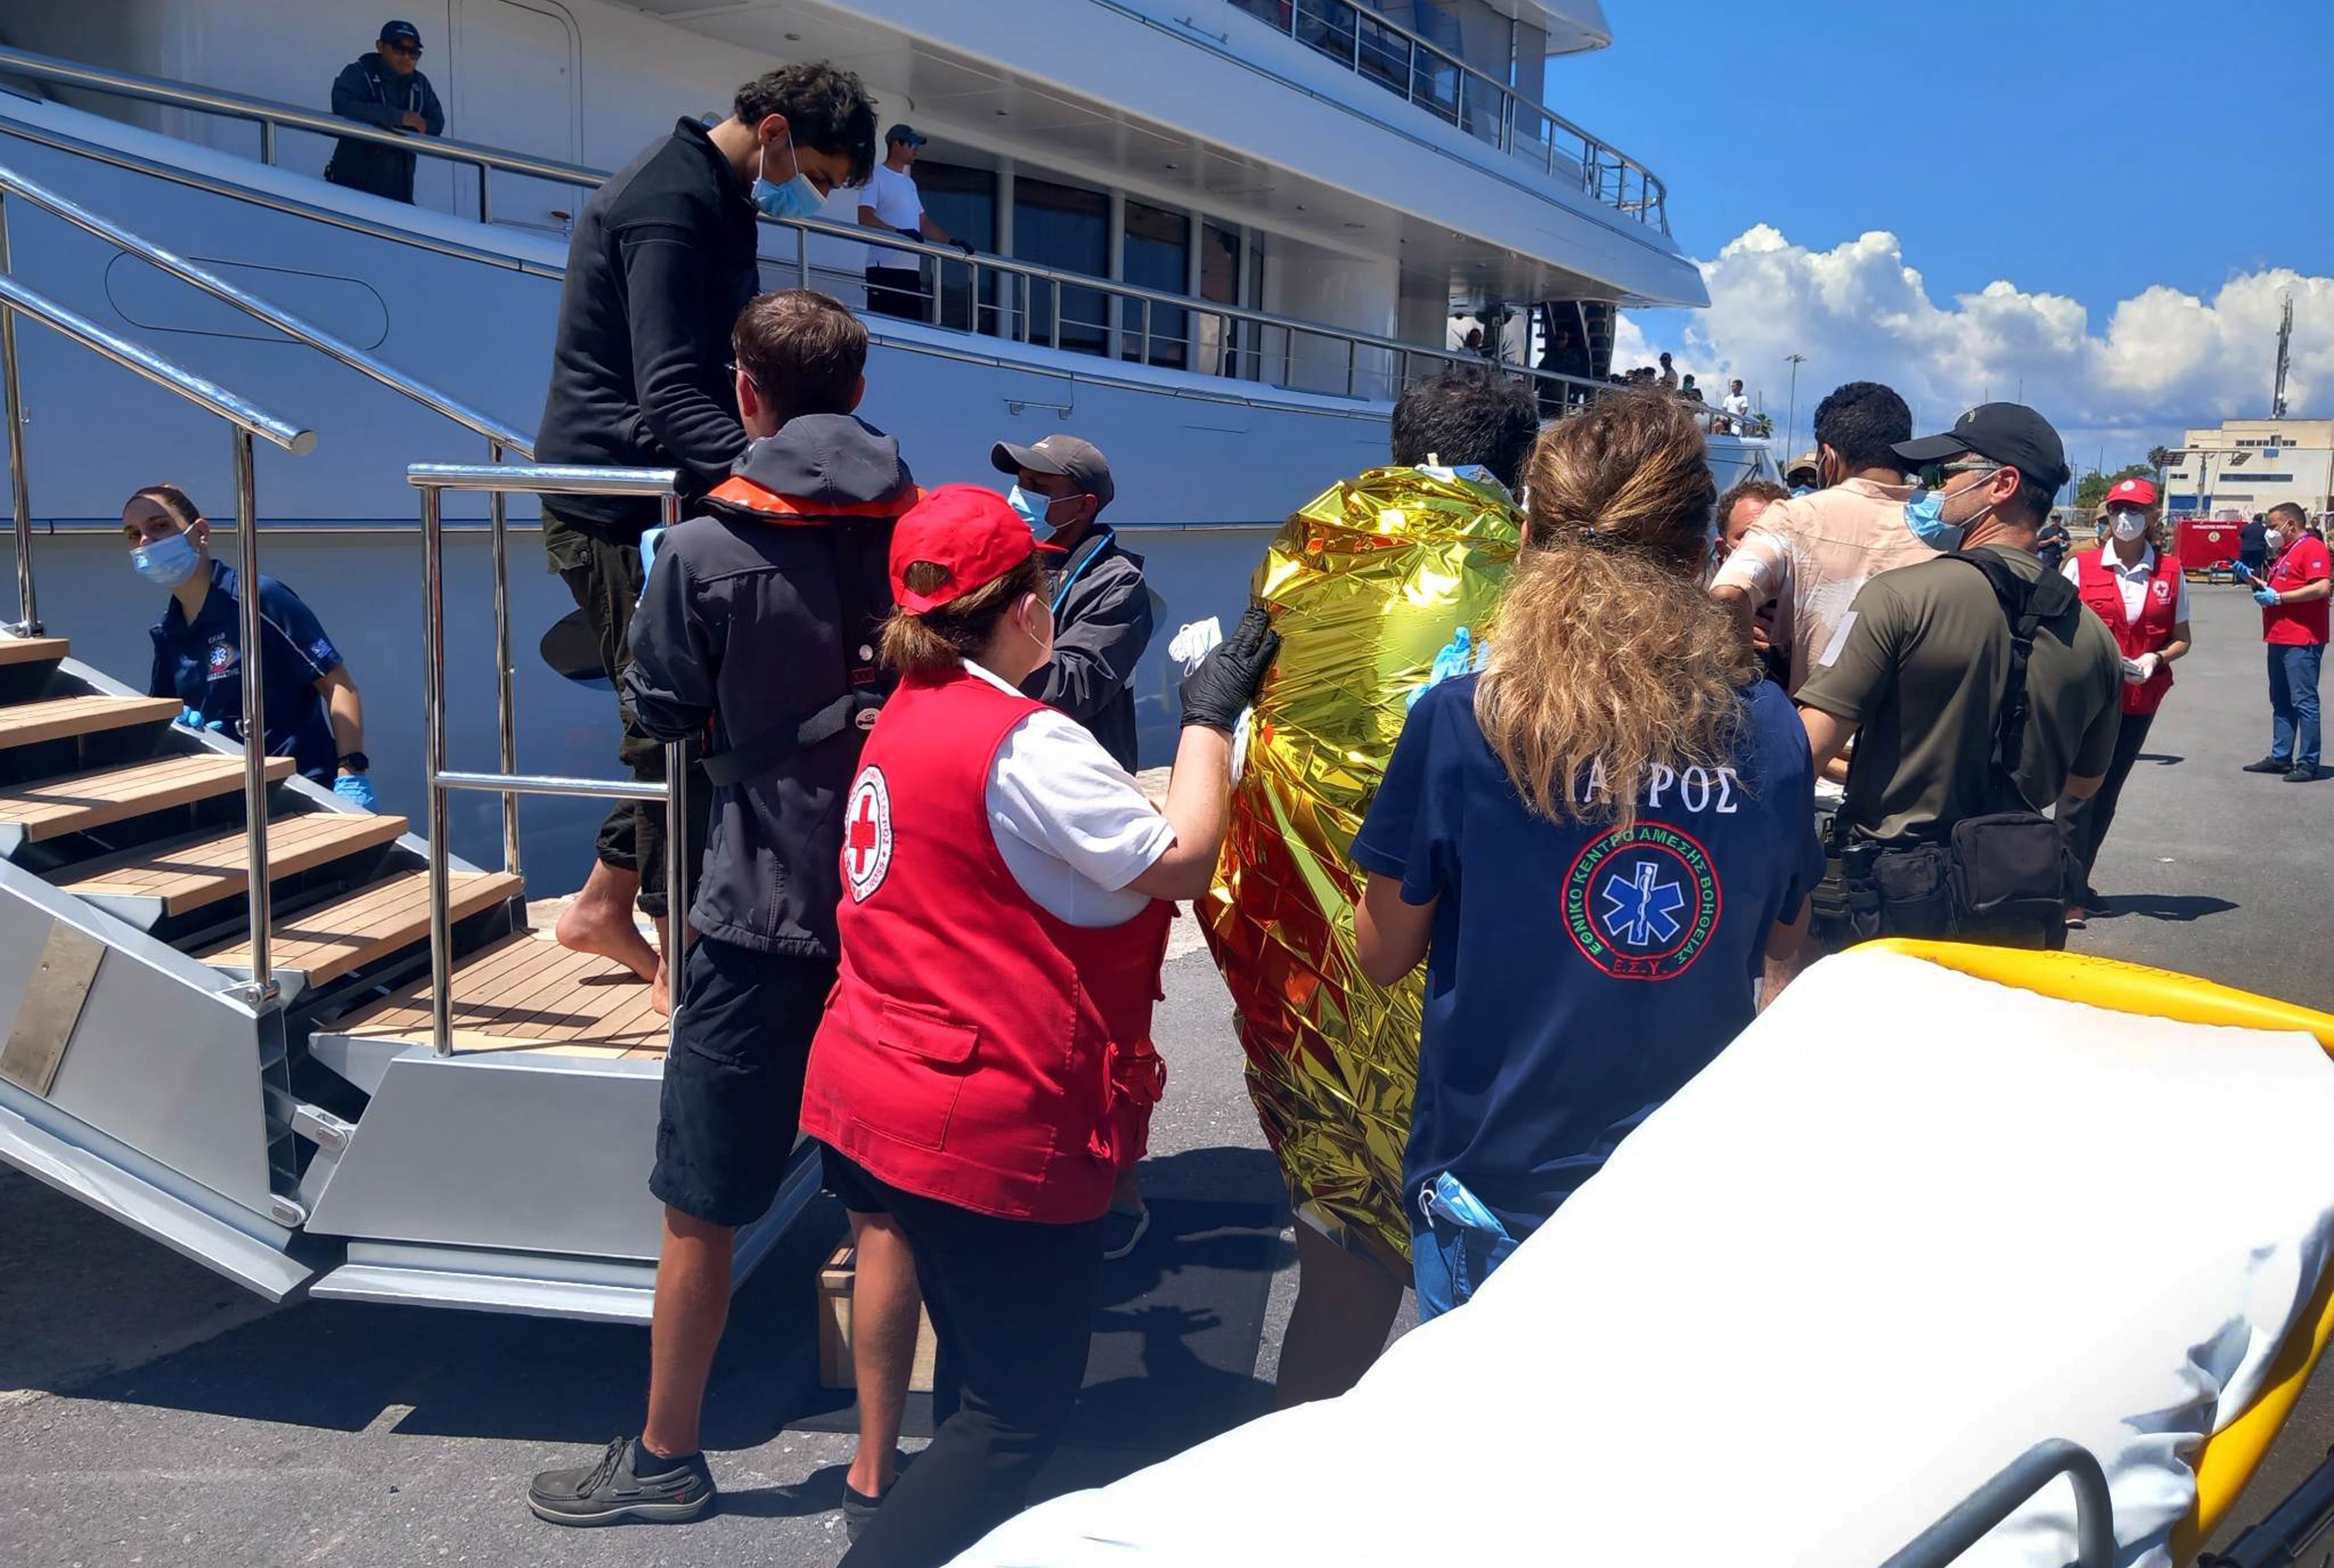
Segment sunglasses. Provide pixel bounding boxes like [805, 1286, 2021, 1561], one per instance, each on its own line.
[384, 40, 423, 56]
[1917, 459, 2000, 491]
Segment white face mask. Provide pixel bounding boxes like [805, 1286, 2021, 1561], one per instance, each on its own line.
[2109, 509, 2148, 543]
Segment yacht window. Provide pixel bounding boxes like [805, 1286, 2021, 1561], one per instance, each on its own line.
[1012, 176, 1110, 357]
[1199, 222, 1245, 379]
[913, 161, 998, 335]
[1121, 200, 1191, 370]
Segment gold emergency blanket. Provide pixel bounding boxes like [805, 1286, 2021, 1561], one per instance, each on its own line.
[1200, 465, 1522, 1264]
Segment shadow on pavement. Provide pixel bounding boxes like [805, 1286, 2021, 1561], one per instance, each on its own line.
[56, 1144, 1290, 1471]
[2097, 893, 2240, 923]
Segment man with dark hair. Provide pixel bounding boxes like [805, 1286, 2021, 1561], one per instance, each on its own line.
[1710, 380, 1934, 696]
[527, 289, 917, 1527]
[1389, 369, 1540, 492]
[1715, 477, 1791, 686]
[535, 64, 877, 1011]
[324, 19, 445, 204]
[1797, 404, 2122, 949]
[2237, 500, 2331, 782]
[859, 124, 973, 320]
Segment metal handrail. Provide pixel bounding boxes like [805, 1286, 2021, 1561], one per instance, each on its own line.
[0, 43, 1666, 404]
[0, 160, 531, 457]
[0, 269, 312, 1007]
[1880, 1439, 2115, 1568]
[408, 461, 685, 1059]
[1227, 0, 1668, 231]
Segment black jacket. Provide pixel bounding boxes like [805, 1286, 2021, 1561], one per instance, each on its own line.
[622, 417, 915, 959]
[324, 54, 444, 204]
[536, 120, 762, 539]
[1022, 527, 1153, 772]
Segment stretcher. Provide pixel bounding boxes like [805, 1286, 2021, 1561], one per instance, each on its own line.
[952, 944, 2334, 1568]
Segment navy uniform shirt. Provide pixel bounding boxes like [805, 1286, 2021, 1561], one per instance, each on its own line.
[148, 560, 343, 784]
[1351, 674, 1823, 1239]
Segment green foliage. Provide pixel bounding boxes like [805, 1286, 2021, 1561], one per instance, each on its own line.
[2075, 462, 2154, 511]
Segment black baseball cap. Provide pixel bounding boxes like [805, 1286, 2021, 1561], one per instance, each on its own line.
[884, 124, 927, 148]
[380, 20, 422, 47]
[1893, 402, 2069, 493]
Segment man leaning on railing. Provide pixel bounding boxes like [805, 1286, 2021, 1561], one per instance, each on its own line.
[323, 19, 445, 206]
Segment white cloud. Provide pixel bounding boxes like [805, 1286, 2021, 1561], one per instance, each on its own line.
[1618, 226, 2334, 468]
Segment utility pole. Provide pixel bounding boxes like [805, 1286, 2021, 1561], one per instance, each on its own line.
[1784, 352, 1807, 461]
[2272, 294, 2293, 420]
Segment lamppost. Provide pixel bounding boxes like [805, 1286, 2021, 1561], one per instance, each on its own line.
[1784, 352, 1807, 462]
[2166, 445, 2250, 520]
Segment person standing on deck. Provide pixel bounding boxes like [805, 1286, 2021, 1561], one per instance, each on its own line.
[859, 124, 973, 321]
[323, 20, 444, 205]
[533, 65, 875, 1012]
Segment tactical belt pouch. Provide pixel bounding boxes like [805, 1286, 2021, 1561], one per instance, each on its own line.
[1948, 812, 2068, 950]
[1870, 842, 1956, 939]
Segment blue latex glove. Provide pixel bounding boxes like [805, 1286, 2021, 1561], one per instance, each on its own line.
[332, 772, 379, 810]
[176, 705, 204, 729]
[2231, 559, 2254, 580]
[2254, 587, 2282, 608]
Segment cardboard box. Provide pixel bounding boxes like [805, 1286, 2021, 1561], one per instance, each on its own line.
[817, 1241, 939, 1394]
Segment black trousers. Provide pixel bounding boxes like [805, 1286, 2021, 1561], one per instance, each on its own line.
[829, 1151, 1104, 1568]
[2056, 707, 2153, 901]
[541, 503, 709, 918]
[864, 265, 925, 321]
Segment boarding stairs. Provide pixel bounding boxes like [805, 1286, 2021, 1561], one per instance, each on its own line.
[0, 164, 810, 1321]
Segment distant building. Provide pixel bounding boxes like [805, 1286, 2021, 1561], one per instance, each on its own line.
[2163, 418, 2333, 522]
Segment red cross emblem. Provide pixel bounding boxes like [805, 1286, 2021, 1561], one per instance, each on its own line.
[843, 767, 893, 902]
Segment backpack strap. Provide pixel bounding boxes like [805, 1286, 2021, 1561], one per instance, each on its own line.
[1942, 549, 2074, 809]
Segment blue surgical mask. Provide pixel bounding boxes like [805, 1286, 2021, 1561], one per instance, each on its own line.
[131, 531, 202, 588]
[1007, 484, 1056, 533]
[751, 133, 824, 220]
[1902, 490, 1963, 550]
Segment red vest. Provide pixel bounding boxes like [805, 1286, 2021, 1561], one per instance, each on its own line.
[2075, 548, 2179, 716]
[799, 667, 1174, 1223]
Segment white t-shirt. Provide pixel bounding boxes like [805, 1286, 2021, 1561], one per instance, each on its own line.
[1723, 391, 1751, 418]
[2062, 546, 2190, 624]
[859, 163, 925, 269]
[965, 661, 1175, 928]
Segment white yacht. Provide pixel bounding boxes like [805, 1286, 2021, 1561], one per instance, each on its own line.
[0, 0, 1762, 1317]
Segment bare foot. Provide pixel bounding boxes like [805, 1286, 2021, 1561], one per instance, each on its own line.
[650, 955, 670, 1017]
[554, 862, 657, 983]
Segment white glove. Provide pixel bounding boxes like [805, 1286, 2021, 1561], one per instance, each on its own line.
[2120, 652, 2160, 685]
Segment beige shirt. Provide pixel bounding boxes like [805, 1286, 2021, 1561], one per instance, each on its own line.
[1710, 476, 1935, 695]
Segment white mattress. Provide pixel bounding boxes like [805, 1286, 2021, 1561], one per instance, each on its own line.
[954, 949, 2334, 1568]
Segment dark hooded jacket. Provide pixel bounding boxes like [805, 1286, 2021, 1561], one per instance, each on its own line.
[622, 416, 916, 958]
[324, 54, 445, 204]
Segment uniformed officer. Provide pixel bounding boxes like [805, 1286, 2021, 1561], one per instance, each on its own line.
[125, 485, 375, 806]
[798, 484, 1276, 1568]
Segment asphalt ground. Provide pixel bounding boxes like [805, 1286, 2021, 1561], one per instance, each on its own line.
[5, 580, 2329, 1566]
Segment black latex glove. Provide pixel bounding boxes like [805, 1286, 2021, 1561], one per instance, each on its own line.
[1180, 606, 1280, 731]
[954, 239, 976, 256]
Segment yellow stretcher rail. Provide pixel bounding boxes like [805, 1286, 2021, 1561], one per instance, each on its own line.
[1870, 940, 2334, 1561]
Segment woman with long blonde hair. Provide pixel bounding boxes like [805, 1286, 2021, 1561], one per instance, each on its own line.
[1352, 388, 1822, 1318]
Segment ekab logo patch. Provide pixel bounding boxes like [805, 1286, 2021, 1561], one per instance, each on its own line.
[1562, 822, 1722, 981]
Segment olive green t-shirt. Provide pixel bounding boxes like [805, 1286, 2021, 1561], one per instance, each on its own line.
[1795, 545, 2122, 845]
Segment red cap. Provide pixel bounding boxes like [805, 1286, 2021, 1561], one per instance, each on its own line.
[889, 483, 1063, 614]
[2107, 476, 2158, 508]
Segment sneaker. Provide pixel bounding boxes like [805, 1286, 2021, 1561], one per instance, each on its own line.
[2243, 756, 2293, 774]
[1100, 1204, 1151, 1261]
[2285, 766, 2320, 784]
[2063, 907, 2088, 931]
[528, 1436, 715, 1527]
[842, 1482, 887, 1543]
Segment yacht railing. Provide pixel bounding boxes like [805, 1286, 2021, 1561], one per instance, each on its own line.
[408, 462, 685, 1059]
[0, 44, 1686, 413]
[1225, 0, 1668, 232]
[0, 268, 313, 1006]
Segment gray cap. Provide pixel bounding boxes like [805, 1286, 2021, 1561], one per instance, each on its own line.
[991, 434, 1113, 508]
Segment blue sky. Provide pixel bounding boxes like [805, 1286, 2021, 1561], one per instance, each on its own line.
[1548, 1, 2334, 462]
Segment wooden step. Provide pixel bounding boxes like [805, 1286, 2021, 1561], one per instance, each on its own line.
[0, 753, 295, 851]
[0, 636, 69, 667]
[51, 811, 410, 921]
[322, 930, 667, 1058]
[200, 868, 523, 988]
[0, 694, 180, 749]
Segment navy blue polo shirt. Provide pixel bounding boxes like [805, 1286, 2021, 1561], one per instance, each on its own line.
[1350, 674, 1823, 1239]
[147, 560, 343, 784]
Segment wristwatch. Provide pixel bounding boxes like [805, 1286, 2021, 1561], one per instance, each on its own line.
[338, 751, 370, 774]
